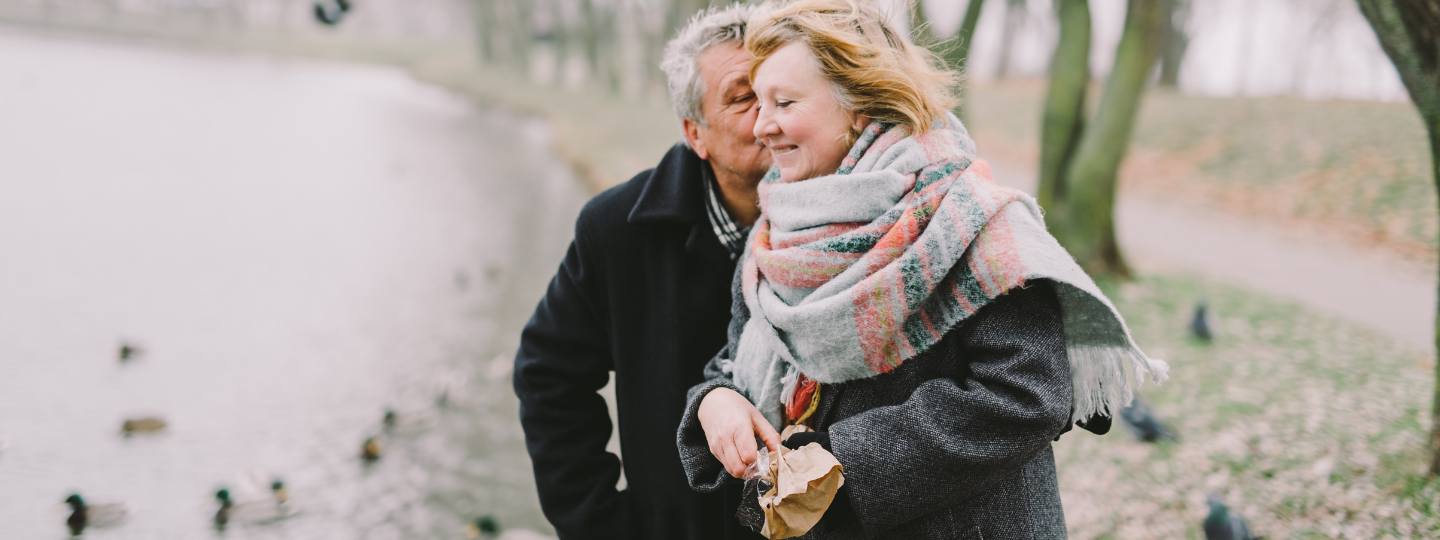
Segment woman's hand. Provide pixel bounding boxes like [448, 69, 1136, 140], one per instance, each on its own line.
[697, 387, 782, 478]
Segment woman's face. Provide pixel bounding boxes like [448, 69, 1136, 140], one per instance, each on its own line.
[752, 42, 861, 182]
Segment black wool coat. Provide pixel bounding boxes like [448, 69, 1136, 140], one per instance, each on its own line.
[514, 144, 764, 540]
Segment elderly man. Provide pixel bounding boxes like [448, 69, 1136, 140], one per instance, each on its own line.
[513, 4, 770, 540]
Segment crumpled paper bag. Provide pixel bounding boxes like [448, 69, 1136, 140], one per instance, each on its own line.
[757, 426, 845, 539]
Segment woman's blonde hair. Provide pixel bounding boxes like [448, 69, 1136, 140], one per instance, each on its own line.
[746, 0, 958, 136]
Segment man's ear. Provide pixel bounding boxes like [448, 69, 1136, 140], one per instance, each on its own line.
[682, 118, 710, 161]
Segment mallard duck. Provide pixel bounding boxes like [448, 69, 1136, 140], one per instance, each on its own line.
[117, 341, 143, 362]
[466, 516, 553, 540]
[382, 407, 437, 435]
[213, 484, 295, 529]
[120, 417, 167, 436]
[361, 436, 382, 462]
[64, 493, 126, 536]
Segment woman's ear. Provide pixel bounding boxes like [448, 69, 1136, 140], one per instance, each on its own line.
[850, 114, 870, 135]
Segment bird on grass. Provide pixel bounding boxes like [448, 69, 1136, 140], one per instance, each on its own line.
[361, 436, 382, 462]
[1203, 494, 1258, 540]
[1119, 397, 1176, 443]
[1190, 301, 1214, 343]
[121, 417, 168, 436]
[213, 483, 295, 529]
[466, 515, 552, 540]
[64, 493, 127, 536]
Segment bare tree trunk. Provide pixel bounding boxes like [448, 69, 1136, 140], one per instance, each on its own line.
[1157, 0, 1189, 88]
[1235, 1, 1252, 96]
[580, 0, 621, 94]
[474, 0, 497, 64]
[550, 0, 571, 85]
[994, 0, 1026, 80]
[1355, 0, 1440, 477]
[1054, 0, 1167, 276]
[1038, 0, 1090, 214]
[493, 0, 533, 74]
[949, 0, 987, 122]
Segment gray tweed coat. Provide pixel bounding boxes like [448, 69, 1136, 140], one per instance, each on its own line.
[677, 268, 1074, 539]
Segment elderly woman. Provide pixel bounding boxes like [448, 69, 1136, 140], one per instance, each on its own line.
[675, 1, 1166, 538]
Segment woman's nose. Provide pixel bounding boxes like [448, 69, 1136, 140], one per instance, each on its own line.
[753, 109, 777, 140]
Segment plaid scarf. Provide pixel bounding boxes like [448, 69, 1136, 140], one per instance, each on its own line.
[728, 117, 1167, 428]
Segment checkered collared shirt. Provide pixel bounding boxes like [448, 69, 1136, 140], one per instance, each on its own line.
[702, 165, 749, 260]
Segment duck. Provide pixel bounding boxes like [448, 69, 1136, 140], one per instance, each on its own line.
[120, 417, 167, 436]
[117, 341, 144, 363]
[64, 493, 127, 536]
[213, 483, 295, 529]
[466, 515, 553, 540]
[382, 407, 437, 436]
[361, 436, 382, 462]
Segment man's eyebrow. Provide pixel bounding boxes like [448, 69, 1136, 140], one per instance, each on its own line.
[718, 74, 751, 96]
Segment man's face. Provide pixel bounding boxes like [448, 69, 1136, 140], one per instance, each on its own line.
[683, 42, 772, 185]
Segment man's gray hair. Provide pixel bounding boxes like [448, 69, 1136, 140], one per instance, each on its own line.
[660, 3, 763, 126]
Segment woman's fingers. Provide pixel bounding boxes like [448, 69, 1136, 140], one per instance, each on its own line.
[751, 409, 782, 454]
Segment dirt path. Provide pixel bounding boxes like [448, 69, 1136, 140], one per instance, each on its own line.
[988, 159, 1436, 352]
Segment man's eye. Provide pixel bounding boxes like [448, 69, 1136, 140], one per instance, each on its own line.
[732, 94, 754, 104]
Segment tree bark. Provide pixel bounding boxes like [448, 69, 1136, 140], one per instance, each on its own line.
[1056, 0, 1167, 276]
[1038, 0, 1091, 215]
[1355, 0, 1440, 477]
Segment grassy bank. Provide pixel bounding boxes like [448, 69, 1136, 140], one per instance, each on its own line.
[968, 80, 1436, 264]
[1065, 275, 1437, 538]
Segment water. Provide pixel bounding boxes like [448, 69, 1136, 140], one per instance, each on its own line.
[0, 27, 583, 539]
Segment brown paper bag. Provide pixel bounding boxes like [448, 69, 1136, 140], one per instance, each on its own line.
[757, 427, 845, 539]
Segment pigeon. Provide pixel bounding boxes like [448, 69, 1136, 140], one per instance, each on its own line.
[467, 515, 553, 540]
[1119, 397, 1175, 443]
[1203, 494, 1257, 540]
[1190, 301, 1214, 343]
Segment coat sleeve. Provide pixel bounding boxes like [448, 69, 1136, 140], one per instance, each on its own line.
[827, 281, 1073, 536]
[513, 213, 628, 540]
[676, 258, 750, 493]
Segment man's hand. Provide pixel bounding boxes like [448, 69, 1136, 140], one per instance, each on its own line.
[697, 387, 782, 478]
